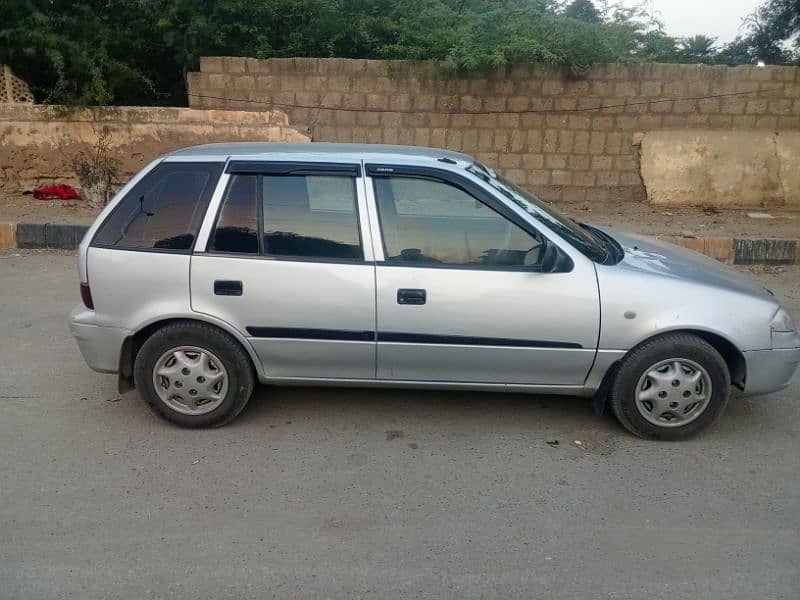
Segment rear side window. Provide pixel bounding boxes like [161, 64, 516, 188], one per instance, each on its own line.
[209, 173, 363, 260]
[262, 175, 361, 260]
[93, 162, 223, 251]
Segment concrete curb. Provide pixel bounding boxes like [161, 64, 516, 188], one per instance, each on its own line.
[2, 222, 90, 251]
[0, 221, 798, 265]
[660, 235, 799, 266]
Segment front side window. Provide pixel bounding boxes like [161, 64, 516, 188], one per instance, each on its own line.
[373, 176, 543, 268]
[467, 163, 607, 262]
[209, 173, 363, 260]
[93, 162, 222, 251]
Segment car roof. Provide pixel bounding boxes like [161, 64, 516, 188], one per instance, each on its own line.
[167, 142, 474, 165]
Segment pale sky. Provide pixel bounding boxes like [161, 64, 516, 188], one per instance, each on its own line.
[621, 0, 762, 44]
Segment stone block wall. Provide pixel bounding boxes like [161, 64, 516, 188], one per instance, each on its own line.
[187, 57, 800, 205]
[0, 104, 308, 191]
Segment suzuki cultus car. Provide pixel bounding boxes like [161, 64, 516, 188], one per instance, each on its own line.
[70, 143, 800, 439]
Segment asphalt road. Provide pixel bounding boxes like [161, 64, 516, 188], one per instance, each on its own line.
[1, 252, 798, 600]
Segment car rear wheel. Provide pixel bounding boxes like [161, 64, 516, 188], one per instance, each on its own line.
[609, 333, 730, 440]
[134, 322, 254, 427]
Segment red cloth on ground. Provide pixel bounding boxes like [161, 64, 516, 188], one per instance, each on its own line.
[32, 184, 81, 200]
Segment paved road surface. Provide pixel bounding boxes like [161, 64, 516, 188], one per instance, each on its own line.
[1, 252, 798, 599]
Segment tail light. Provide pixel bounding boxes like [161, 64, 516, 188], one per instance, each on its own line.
[80, 283, 94, 309]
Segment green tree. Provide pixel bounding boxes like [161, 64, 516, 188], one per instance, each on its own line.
[563, 0, 601, 24]
[742, 1, 799, 64]
[756, 0, 800, 44]
[714, 37, 756, 65]
[0, 1, 159, 105]
[0, 0, 739, 106]
[678, 35, 718, 63]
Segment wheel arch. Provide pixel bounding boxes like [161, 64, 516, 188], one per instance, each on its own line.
[625, 328, 746, 390]
[594, 327, 747, 413]
[118, 315, 263, 393]
[684, 329, 746, 390]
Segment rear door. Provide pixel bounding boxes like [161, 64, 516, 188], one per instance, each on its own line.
[365, 165, 600, 386]
[191, 161, 376, 380]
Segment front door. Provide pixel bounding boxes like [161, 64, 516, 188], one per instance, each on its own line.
[191, 162, 376, 380]
[367, 168, 599, 385]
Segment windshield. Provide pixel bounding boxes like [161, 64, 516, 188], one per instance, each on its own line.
[467, 163, 608, 262]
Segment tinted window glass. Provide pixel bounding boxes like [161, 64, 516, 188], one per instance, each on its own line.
[374, 176, 542, 268]
[468, 163, 607, 262]
[389, 177, 492, 218]
[210, 175, 259, 254]
[262, 175, 362, 260]
[93, 162, 222, 250]
[306, 176, 356, 212]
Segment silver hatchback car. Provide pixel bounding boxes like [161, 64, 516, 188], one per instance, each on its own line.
[70, 143, 800, 439]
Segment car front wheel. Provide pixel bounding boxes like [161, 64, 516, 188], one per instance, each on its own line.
[609, 333, 731, 440]
[134, 321, 255, 427]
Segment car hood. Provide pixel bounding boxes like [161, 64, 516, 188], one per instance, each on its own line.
[601, 229, 773, 300]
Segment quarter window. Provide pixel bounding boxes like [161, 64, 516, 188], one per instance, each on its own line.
[93, 162, 222, 251]
[210, 175, 259, 254]
[373, 176, 543, 268]
[209, 173, 363, 260]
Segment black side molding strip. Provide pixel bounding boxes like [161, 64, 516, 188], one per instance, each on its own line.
[246, 327, 374, 341]
[377, 332, 582, 349]
[227, 161, 361, 177]
[246, 327, 581, 349]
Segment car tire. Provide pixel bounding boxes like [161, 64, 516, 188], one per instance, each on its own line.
[134, 321, 255, 428]
[609, 333, 730, 441]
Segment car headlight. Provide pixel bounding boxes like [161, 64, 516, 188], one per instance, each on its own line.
[770, 308, 797, 333]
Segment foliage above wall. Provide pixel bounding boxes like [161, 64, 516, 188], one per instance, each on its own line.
[1, 0, 798, 107]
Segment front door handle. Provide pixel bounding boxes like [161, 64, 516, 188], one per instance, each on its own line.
[214, 280, 243, 296]
[397, 288, 426, 305]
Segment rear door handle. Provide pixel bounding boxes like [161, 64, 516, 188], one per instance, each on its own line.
[214, 280, 243, 296]
[397, 288, 426, 305]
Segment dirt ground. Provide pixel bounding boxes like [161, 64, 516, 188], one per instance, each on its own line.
[558, 198, 800, 239]
[1, 191, 799, 239]
[0, 193, 99, 225]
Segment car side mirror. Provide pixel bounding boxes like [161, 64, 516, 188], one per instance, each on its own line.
[537, 240, 573, 273]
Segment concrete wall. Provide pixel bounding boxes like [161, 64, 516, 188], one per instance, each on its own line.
[0, 104, 308, 191]
[640, 130, 800, 208]
[187, 57, 800, 206]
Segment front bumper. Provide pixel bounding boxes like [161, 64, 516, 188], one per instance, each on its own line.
[743, 346, 800, 396]
[69, 304, 126, 373]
